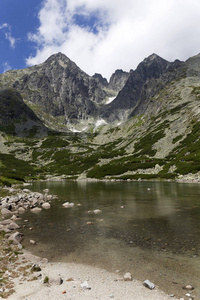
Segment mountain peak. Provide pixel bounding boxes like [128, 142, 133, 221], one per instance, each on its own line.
[44, 52, 73, 68]
[143, 53, 168, 65]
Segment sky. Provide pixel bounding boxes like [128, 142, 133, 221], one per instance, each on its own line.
[1, 0, 200, 80]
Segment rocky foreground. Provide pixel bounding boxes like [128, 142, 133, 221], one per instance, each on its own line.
[0, 187, 195, 299]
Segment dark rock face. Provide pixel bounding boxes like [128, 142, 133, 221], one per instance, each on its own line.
[108, 69, 130, 92]
[12, 53, 108, 123]
[92, 73, 108, 87]
[101, 54, 183, 122]
[0, 89, 47, 136]
[0, 89, 40, 123]
[0, 52, 187, 128]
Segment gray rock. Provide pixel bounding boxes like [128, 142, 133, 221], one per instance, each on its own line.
[42, 202, 51, 209]
[31, 207, 42, 213]
[6, 221, 20, 230]
[18, 207, 26, 214]
[8, 231, 23, 244]
[123, 272, 132, 281]
[143, 279, 155, 290]
[1, 208, 12, 215]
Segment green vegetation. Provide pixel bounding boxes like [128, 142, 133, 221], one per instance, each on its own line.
[40, 135, 69, 148]
[133, 121, 169, 156]
[43, 276, 49, 284]
[0, 153, 40, 185]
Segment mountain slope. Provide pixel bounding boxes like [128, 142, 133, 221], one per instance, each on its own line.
[0, 53, 115, 130]
[0, 53, 200, 183]
[101, 54, 184, 122]
[0, 88, 47, 137]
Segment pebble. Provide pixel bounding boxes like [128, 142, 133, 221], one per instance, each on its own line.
[30, 239, 36, 245]
[143, 279, 155, 290]
[183, 285, 194, 290]
[123, 272, 132, 281]
[80, 281, 91, 290]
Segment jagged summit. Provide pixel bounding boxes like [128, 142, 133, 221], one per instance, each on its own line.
[143, 53, 168, 64]
[44, 52, 79, 69]
[0, 52, 199, 131]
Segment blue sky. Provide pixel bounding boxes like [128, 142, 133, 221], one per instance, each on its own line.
[1, 0, 200, 79]
[0, 0, 42, 72]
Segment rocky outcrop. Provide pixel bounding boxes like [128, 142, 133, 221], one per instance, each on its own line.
[92, 73, 108, 87]
[101, 54, 183, 122]
[0, 51, 195, 131]
[0, 89, 47, 136]
[0, 189, 56, 216]
[1, 53, 110, 126]
[108, 69, 130, 92]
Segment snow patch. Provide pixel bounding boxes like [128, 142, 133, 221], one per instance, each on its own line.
[69, 126, 88, 133]
[105, 97, 116, 104]
[95, 119, 108, 127]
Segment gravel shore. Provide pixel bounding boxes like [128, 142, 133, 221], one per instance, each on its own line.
[8, 251, 172, 300]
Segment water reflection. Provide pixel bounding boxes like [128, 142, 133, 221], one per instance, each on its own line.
[18, 180, 200, 298]
[20, 180, 200, 257]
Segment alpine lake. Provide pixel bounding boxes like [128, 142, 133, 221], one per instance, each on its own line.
[18, 180, 200, 298]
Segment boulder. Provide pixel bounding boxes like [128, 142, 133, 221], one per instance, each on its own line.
[18, 207, 26, 214]
[6, 221, 20, 230]
[31, 207, 42, 213]
[42, 202, 51, 209]
[1, 208, 12, 216]
[62, 202, 74, 208]
[8, 231, 23, 244]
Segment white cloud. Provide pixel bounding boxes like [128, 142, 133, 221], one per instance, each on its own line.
[0, 23, 16, 48]
[26, 0, 200, 79]
[2, 62, 12, 73]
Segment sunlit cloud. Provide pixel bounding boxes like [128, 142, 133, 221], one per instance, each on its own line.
[26, 0, 200, 79]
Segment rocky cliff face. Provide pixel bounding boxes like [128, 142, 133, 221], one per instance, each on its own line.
[0, 53, 113, 129]
[13, 53, 108, 123]
[101, 54, 183, 122]
[108, 69, 130, 92]
[0, 52, 196, 132]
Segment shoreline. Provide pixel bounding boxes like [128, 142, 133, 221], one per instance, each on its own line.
[0, 186, 197, 299]
[8, 250, 172, 300]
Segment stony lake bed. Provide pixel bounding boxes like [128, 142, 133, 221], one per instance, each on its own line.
[0, 180, 200, 299]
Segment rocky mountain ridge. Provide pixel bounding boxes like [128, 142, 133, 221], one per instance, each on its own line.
[0, 52, 184, 131]
[0, 52, 200, 183]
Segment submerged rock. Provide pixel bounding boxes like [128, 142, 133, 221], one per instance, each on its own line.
[31, 207, 42, 213]
[62, 202, 74, 208]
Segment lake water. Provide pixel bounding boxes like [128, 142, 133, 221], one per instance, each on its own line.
[20, 180, 200, 298]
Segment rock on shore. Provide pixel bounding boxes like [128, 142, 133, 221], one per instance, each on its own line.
[0, 188, 56, 217]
